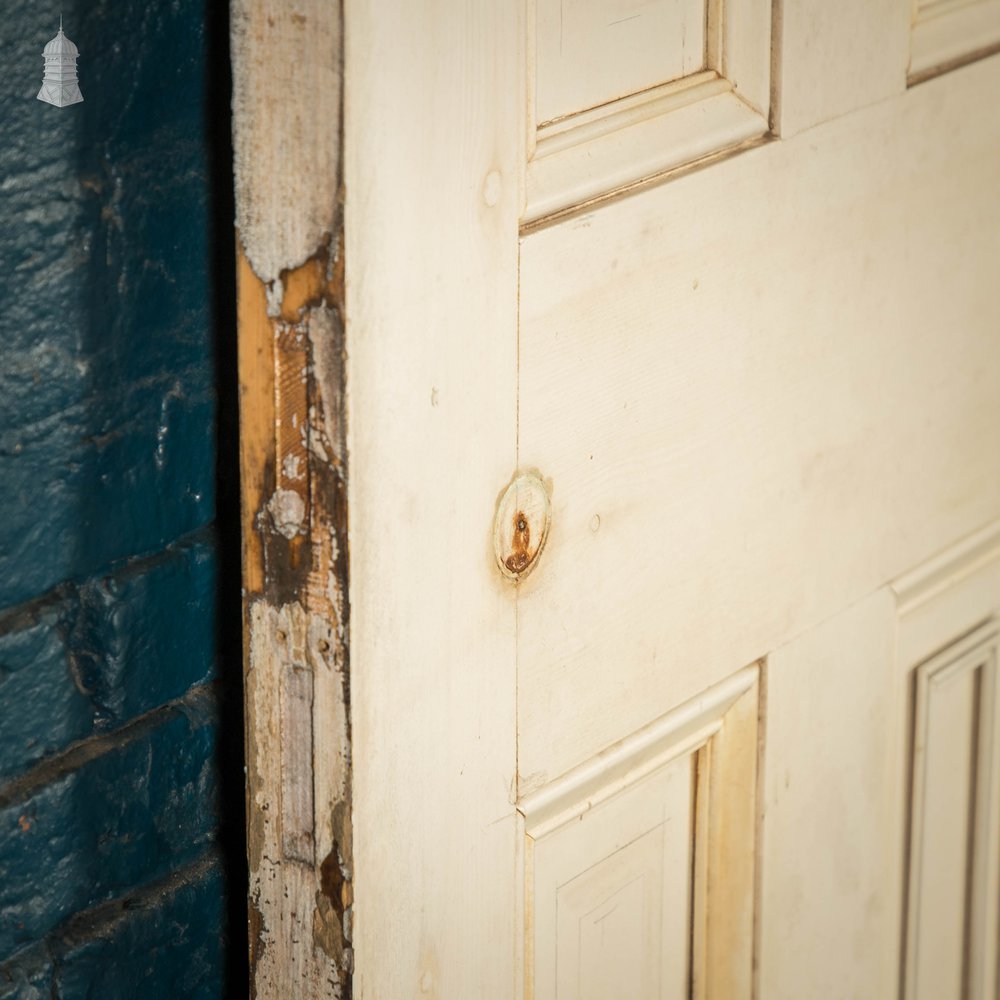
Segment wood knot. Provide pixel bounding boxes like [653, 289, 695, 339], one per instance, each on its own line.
[504, 512, 531, 573]
[493, 472, 551, 581]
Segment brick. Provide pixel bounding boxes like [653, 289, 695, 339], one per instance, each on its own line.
[83, 142, 214, 386]
[0, 2, 231, 994]
[0, 373, 216, 611]
[63, 538, 219, 729]
[54, 859, 226, 1000]
[0, 941, 50, 999]
[0, 1, 218, 610]
[0, 538, 219, 782]
[72, 375, 215, 579]
[0, 693, 219, 955]
[0, 856, 227, 1000]
[0, 606, 93, 784]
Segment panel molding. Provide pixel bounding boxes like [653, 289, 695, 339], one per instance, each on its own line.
[910, 0, 1000, 81]
[521, 665, 759, 1000]
[894, 525, 1000, 1000]
[523, 0, 770, 223]
[520, 663, 757, 836]
[893, 520, 1000, 616]
[893, 519, 1000, 669]
[902, 623, 1000, 1000]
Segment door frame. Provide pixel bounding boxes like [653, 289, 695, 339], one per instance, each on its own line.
[232, 1, 351, 995]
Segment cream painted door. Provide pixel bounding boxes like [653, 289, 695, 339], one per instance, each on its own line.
[345, 2, 1000, 998]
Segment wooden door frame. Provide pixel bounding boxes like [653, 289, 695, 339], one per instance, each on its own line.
[232, 2, 351, 995]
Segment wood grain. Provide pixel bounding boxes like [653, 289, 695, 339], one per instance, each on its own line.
[517, 55, 1000, 789]
[345, 1, 521, 996]
[773, 0, 908, 136]
[759, 590, 901, 1000]
[894, 539, 1000, 1000]
[231, 0, 341, 283]
[232, 1, 350, 995]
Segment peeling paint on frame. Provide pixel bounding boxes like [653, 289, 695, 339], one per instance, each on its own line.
[232, 2, 351, 995]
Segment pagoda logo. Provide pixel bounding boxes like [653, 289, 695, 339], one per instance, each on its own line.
[37, 18, 83, 108]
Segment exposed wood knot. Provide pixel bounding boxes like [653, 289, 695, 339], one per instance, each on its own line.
[505, 513, 531, 573]
[493, 471, 552, 581]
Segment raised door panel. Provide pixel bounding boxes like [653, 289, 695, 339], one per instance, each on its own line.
[534, 0, 707, 124]
[893, 525, 1000, 1000]
[525, 0, 770, 221]
[532, 757, 693, 1000]
[522, 666, 759, 1000]
[904, 625, 1000, 1000]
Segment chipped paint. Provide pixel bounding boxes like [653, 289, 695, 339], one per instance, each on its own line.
[245, 600, 350, 992]
[267, 488, 305, 539]
[231, 6, 341, 285]
[282, 453, 303, 481]
[233, 1, 350, 995]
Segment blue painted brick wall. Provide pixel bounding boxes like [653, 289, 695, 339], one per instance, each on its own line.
[0, 538, 218, 782]
[0, 0, 218, 610]
[0, 692, 219, 954]
[0, 0, 240, 996]
[0, 855, 226, 1000]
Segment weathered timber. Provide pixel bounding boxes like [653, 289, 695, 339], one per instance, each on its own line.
[231, 2, 350, 995]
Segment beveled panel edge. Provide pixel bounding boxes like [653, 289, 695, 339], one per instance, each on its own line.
[891, 518, 1000, 618]
[524, 84, 766, 225]
[902, 621, 1000, 1000]
[522, 0, 771, 225]
[910, 0, 1000, 82]
[518, 663, 758, 837]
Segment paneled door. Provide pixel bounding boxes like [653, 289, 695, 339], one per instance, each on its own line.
[345, 1, 1000, 997]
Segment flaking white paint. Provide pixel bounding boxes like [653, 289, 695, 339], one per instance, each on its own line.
[231, 3, 341, 282]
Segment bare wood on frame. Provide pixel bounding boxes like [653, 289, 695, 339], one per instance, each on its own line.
[231, 2, 351, 995]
